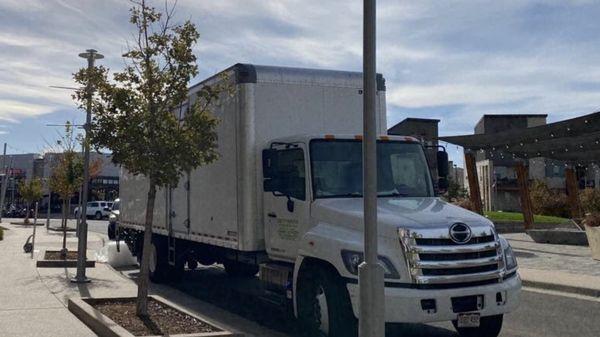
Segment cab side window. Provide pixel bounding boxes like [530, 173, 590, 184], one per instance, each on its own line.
[273, 149, 306, 201]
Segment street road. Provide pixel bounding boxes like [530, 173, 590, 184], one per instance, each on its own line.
[163, 266, 600, 337]
[2, 217, 109, 236]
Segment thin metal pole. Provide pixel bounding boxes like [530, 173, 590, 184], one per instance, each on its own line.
[0, 143, 7, 223]
[46, 185, 51, 229]
[76, 143, 84, 237]
[31, 202, 39, 259]
[73, 49, 102, 283]
[358, 1, 385, 337]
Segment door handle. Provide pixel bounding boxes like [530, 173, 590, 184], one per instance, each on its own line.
[268, 212, 277, 218]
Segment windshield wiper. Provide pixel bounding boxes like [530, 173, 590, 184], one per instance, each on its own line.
[378, 191, 409, 197]
[336, 192, 363, 197]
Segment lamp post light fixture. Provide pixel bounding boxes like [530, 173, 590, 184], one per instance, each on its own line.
[72, 49, 103, 284]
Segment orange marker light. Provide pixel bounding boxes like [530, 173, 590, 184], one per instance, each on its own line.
[355, 135, 363, 140]
[324, 134, 335, 140]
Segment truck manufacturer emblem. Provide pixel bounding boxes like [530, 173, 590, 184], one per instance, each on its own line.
[449, 223, 472, 244]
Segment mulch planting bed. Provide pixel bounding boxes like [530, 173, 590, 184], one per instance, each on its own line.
[45, 250, 79, 260]
[89, 297, 220, 336]
[10, 222, 44, 226]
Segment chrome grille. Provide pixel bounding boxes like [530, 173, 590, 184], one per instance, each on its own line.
[400, 227, 505, 285]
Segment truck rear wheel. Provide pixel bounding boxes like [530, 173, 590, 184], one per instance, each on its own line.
[223, 260, 259, 277]
[146, 238, 184, 283]
[297, 265, 357, 337]
[452, 314, 503, 337]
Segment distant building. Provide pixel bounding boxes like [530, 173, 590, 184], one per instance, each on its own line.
[448, 160, 465, 188]
[0, 152, 119, 211]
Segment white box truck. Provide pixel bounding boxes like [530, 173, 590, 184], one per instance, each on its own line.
[118, 64, 520, 337]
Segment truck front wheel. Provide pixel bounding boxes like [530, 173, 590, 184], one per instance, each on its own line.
[452, 314, 503, 337]
[297, 265, 357, 337]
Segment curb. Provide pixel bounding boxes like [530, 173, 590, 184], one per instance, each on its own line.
[521, 278, 600, 298]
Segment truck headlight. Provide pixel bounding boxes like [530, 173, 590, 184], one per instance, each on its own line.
[499, 237, 518, 271]
[341, 250, 400, 279]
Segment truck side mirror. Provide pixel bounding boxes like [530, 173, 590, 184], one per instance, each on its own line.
[262, 149, 278, 179]
[438, 177, 449, 193]
[437, 150, 449, 178]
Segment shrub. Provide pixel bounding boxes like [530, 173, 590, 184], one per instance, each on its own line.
[530, 180, 570, 218]
[454, 197, 476, 212]
[583, 213, 600, 227]
[580, 188, 600, 214]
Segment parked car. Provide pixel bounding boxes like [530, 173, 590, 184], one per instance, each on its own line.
[108, 198, 120, 240]
[74, 201, 114, 220]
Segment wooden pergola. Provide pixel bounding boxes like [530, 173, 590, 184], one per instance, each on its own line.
[440, 111, 600, 229]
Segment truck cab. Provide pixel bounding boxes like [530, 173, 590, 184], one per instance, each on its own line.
[261, 134, 520, 337]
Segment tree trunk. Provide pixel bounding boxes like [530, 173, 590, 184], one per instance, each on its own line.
[62, 199, 68, 254]
[24, 202, 30, 224]
[136, 182, 156, 317]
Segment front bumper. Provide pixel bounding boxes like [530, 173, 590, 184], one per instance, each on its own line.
[346, 274, 521, 323]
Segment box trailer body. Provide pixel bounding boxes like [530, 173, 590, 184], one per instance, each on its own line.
[118, 64, 520, 337]
[119, 64, 387, 252]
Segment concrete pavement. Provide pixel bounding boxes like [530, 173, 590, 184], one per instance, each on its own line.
[0, 222, 97, 336]
[505, 233, 600, 297]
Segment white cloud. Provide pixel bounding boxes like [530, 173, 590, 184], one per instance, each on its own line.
[2, 0, 600, 152]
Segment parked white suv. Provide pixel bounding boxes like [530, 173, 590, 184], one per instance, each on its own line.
[74, 201, 113, 220]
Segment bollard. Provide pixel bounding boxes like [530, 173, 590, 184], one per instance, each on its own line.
[31, 202, 39, 259]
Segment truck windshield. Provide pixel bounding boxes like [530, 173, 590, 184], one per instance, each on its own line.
[310, 139, 434, 198]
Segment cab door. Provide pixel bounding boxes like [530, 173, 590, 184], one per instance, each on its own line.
[263, 144, 310, 261]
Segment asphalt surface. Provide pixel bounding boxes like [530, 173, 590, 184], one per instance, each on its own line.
[3, 217, 110, 235]
[143, 266, 600, 337]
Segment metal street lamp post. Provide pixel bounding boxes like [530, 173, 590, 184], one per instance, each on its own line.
[358, 1, 385, 337]
[72, 49, 103, 283]
[0, 143, 7, 223]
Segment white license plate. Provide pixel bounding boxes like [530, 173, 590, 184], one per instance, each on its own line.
[457, 313, 480, 328]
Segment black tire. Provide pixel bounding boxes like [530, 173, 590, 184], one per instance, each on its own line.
[297, 264, 357, 337]
[95, 211, 102, 220]
[187, 259, 198, 270]
[223, 260, 259, 277]
[452, 314, 503, 337]
[107, 222, 116, 240]
[145, 237, 185, 283]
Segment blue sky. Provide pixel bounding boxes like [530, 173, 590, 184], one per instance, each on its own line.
[2, 1, 600, 165]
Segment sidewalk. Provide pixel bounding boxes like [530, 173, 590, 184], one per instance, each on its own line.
[505, 233, 600, 297]
[0, 222, 99, 336]
[0, 222, 287, 337]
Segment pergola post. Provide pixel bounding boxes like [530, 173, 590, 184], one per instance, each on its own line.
[515, 162, 534, 230]
[465, 152, 483, 214]
[565, 167, 581, 219]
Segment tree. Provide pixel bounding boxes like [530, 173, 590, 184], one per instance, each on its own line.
[18, 178, 43, 224]
[48, 122, 102, 256]
[73, 0, 221, 317]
